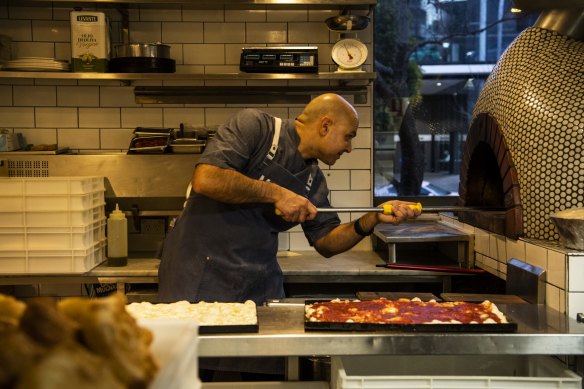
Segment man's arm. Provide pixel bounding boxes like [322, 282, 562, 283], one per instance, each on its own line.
[313, 201, 419, 258]
[192, 163, 317, 222]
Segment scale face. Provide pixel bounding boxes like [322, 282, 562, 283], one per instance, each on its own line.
[331, 38, 368, 72]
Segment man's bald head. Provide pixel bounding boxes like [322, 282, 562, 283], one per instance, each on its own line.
[294, 93, 359, 164]
[297, 93, 358, 129]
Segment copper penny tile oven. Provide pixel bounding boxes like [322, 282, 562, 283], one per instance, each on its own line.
[457, 10, 584, 241]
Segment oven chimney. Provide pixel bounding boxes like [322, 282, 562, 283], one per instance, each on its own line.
[458, 8, 584, 241]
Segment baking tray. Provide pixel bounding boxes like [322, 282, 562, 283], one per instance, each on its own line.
[128, 145, 168, 154]
[356, 291, 441, 302]
[304, 299, 517, 333]
[199, 323, 258, 334]
[128, 302, 259, 334]
[133, 127, 174, 137]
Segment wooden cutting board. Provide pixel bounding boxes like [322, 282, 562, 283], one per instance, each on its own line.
[356, 291, 441, 302]
[440, 293, 528, 304]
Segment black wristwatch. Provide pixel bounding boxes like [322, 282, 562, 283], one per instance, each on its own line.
[353, 218, 374, 236]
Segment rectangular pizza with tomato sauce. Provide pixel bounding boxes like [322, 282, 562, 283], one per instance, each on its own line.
[305, 298, 516, 332]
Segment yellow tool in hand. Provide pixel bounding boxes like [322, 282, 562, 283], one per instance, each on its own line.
[275, 203, 503, 216]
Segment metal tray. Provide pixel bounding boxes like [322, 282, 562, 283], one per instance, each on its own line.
[128, 145, 167, 154]
[304, 300, 517, 333]
[133, 127, 174, 136]
[199, 323, 259, 334]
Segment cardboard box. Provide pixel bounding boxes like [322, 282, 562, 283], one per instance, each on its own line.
[70, 11, 109, 72]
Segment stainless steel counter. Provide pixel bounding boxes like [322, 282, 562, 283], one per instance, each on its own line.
[0, 251, 463, 289]
[199, 303, 584, 357]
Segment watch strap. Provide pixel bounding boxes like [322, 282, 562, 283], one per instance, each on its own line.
[354, 218, 374, 236]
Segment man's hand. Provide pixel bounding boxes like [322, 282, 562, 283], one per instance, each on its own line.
[312, 200, 421, 258]
[274, 188, 317, 223]
[376, 200, 421, 225]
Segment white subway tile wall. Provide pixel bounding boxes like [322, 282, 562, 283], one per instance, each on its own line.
[0, 3, 373, 254]
[446, 214, 583, 320]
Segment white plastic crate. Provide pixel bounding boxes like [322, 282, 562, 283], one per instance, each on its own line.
[0, 205, 105, 227]
[0, 251, 26, 273]
[0, 240, 106, 274]
[138, 319, 201, 389]
[0, 176, 105, 195]
[0, 192, 104, 212]
[331, 355, 582, 389]
[0, 177, 105, 228]
[0, 219, 105, 250]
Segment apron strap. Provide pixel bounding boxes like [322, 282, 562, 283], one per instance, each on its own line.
[267, 117, 282, 161]
[259, 117, 314, 194]
[186, 117, 282, 199]
[184, 182, 192, 208]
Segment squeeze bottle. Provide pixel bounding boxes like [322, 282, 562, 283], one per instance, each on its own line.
[107, 203, 128, 266]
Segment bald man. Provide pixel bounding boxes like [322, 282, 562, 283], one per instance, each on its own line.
[159, 93, 418, 305]
[158, 93, 419, 378]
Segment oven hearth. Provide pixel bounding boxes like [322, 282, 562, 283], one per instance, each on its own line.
[458, 13, 584, 241]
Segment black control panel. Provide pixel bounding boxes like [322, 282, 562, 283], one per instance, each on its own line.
[240, 46, 318, 73]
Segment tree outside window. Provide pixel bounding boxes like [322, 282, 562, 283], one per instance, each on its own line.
[373, 0, 537, 201]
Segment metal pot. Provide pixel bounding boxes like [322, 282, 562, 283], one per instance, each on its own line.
[110, 43, 175, 73]
[112, 43, 171, 59]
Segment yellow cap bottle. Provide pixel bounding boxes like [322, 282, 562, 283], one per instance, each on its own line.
[107, 203, 128, 266]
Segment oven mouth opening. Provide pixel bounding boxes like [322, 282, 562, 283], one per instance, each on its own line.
[459, 113, 523, 239]
[459, 141, 507, 236]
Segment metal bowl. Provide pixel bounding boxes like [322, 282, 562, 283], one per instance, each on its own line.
[550, 207, 584, 250]
[325, 14, 369, 31]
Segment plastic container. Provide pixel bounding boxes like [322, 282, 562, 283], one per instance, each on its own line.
[331, 355, 582, 389]
[0, 240, 106, 274]
[0, 177, 106, 227]
[107, 204, 128, 266]
[0, 192, 104, 213]
[0, 205, 105, 228]
[0, 220, 105, 250]
[138, 319, 200, 389]
[0, 176, 105, 195]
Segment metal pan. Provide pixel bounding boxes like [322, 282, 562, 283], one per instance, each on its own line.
[199, 323, 258, 334]
[112, 43, 171, 59]
[304, 299, 517, 333]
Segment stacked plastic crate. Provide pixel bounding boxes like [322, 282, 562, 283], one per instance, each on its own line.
[0, 177, 106, 274]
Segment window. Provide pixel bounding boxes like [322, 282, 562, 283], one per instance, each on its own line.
[373, 0, 538, 202]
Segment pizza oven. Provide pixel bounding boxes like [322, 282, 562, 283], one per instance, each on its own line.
[457, 9, 584, 241]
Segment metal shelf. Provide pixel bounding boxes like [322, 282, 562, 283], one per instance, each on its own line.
[0, 71, 376, 82]
[3, 0, 377, 5]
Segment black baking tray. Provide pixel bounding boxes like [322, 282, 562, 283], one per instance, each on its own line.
[199, 323, 259, 334]
[304, 300, 517, 333]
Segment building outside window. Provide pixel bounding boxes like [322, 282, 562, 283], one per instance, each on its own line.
[373, 0, 538, 202]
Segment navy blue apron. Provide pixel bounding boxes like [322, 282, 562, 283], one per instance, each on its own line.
[158, 117, 318, 304]
[158, 118, 317, 374]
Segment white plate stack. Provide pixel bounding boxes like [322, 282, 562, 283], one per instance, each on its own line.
[3, 57, 70, 72]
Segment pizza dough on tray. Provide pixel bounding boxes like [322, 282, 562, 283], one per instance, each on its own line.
[126, 300, 257, 326]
